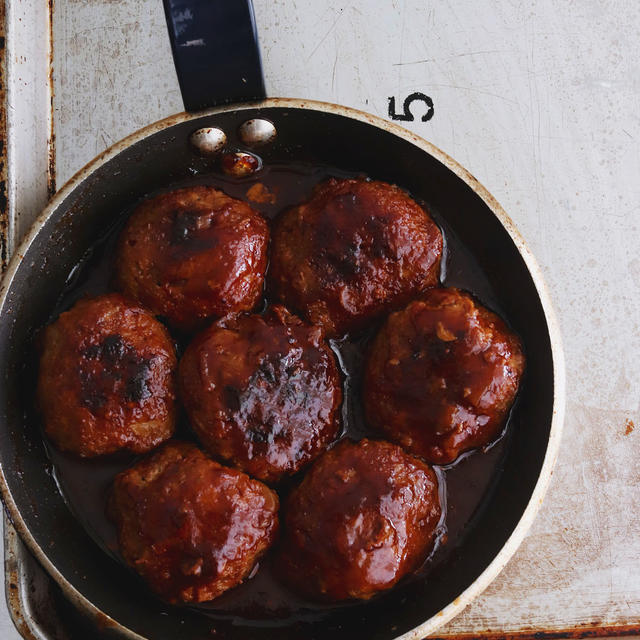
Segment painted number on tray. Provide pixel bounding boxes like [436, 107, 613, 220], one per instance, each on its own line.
[388, 93, 434, 122]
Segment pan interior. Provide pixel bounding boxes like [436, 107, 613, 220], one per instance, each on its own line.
[0, 106, 554, 640]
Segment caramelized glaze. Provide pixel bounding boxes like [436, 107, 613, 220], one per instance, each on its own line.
[108, 442, 279, 603]
[179, 305, 342, 484]
[270, 178, 442, 336]
[277, 438, 441, 601]
[364, 287, 525, 464]
[38, 293, 177, 457]
[116, 186, 269, 332]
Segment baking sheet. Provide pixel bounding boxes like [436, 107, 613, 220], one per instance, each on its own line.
[3, 0, 640, 637]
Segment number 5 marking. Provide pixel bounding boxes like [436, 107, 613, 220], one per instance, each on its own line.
[388, 92, 434, 122]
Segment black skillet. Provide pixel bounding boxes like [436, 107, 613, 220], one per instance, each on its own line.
[0, 2, 564, 638]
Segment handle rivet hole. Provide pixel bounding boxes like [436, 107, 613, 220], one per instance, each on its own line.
[238, 119, 277, 147]
[189, 127, 227, 155]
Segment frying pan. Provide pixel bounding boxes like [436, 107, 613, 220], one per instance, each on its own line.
[0, 2, 565, 639]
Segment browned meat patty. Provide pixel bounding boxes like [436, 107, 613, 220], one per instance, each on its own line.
[364, 287, 525, 464]
[37, 293, 176, 457]
[179, 305, 342, 484]
[277, 438, 441, 601]
[269, 178, 442, 336]
[116, 186, 269, 331]
[108, 442, 279, 603]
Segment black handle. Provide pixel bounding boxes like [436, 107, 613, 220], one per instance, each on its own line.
[163, 0, 266, 112]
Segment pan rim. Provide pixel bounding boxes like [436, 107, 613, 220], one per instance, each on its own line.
[0, 97, 565, 640]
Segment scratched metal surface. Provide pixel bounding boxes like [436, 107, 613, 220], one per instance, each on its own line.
[2, 0, 53, 638]
[2, 0, 640, 638]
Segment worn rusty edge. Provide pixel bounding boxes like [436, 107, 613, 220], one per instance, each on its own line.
[0, 98, 566, 640]
[46, 0, 55, 200]
[3, 0, 55, 636]
[0, 0, 8, 273]
[4, 517, 50, 640]
[434, 625, 640, 640]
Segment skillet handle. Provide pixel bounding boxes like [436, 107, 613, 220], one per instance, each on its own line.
[163, 0, 266, 111]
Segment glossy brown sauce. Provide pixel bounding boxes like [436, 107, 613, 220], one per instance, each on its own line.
[44, 162, 515, 624]
[179, 306, 342, 485]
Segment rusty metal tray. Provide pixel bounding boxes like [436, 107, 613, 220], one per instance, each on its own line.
[4, 517, 118, 640]
[3, 0, 640, 638]
[4, 515, 637, 640]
